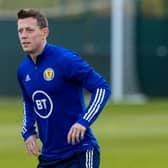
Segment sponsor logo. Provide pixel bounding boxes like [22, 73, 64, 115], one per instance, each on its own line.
[32, 90, 53, 119]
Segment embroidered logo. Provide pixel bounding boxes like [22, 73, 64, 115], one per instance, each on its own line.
[25, 74, 31, 82]
[43, 68, 54, 81]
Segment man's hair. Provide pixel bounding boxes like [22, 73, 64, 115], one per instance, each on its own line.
[17, 8, 48, 29]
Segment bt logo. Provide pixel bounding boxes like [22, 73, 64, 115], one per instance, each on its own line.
[35, 99, 47, 110]
[32, 90, 53, 119]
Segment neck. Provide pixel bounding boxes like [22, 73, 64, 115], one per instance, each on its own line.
[30, 41, 47, 64]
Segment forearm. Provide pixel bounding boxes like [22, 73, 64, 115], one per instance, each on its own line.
[78, 86, 111, 128]
[21, 101, 37, 141]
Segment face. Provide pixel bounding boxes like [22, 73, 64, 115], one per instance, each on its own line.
[17, 17, 48, 55]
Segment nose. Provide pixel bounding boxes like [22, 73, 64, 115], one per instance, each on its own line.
[19, 30, 28, 39]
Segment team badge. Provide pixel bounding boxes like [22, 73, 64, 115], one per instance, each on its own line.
[43, 68, 55, 81]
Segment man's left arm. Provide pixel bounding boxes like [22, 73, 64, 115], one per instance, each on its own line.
[66, 53, 111, 144]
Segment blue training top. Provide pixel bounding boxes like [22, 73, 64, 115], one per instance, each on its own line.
[17, 43, 111, 159]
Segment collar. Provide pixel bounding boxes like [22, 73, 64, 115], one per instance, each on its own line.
[27, 43, 49, 65]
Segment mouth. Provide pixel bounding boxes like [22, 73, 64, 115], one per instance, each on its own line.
[22, 42, 31, 45]
[22, 42, 31, 47]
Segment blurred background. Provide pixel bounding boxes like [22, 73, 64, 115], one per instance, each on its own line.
[1, 0, 168, 100]
[1, 0, 168, 168]
[0, 0, 111, 97]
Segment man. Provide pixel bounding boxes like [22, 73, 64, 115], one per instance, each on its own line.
[17, 8, 111, 168]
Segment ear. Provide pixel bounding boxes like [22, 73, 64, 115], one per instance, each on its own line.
[42, 27, 49, 38]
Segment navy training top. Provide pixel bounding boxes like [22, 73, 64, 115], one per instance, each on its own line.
[17, 43, 111, 159]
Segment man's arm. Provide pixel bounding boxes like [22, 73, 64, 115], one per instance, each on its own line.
[17, 71, 39, 155]
[64, 52, 111, 144]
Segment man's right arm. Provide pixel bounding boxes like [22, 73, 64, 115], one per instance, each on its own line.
[17, 70, 37, 141]
[18, 79, 39, 156]
[21, 99, 37, 141]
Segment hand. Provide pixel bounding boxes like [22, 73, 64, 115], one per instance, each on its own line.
[25, 135, 40, 157]
[67, 123, 86, 145]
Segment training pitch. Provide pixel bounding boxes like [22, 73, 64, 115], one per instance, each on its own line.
[0, 97, 168, 168]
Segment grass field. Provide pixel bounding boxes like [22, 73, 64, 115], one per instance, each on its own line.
[1, 97, 168, 168]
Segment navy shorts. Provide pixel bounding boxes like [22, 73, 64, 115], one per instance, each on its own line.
[37, 148, 100, 168]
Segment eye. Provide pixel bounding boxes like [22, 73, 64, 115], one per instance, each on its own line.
[26, 28, 34, 32]
[18, 29, 23, 33]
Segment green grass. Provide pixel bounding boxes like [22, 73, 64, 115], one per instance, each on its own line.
[1, 98, 168, 167]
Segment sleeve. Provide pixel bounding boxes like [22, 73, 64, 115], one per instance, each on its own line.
[63, 52, 111, 128]
[17, 69, 37, 141]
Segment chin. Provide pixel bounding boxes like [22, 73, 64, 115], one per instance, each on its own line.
[23, 48, 32, 53]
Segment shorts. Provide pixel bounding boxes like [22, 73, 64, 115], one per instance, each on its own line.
[37, 147, 100, 168]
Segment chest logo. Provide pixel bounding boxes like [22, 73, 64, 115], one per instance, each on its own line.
[43, 68, 54, 81]
[32, 90, 53, 119]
